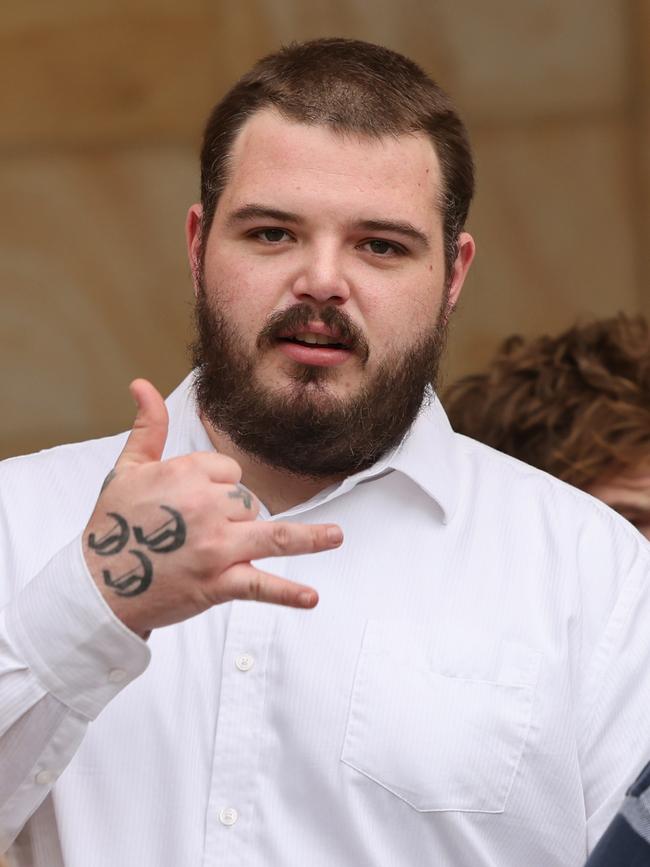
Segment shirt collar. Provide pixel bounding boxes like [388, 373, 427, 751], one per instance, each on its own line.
[165, 374, 461, 524]
[336, 388, 461, 524]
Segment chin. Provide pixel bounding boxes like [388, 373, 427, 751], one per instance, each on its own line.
[265, 358, 350, 388]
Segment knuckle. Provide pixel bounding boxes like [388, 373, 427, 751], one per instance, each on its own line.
[271, 523, 292, 551]
[312, 526, 323, 550]
[194, 524, 230, 560]
[164, 455, 183, 473]
[161, 457, 185, 485]
[217, 455, 242, 482]
[247, 572, 264, 602]
[192, 531, 214, 556]
[204, 529, 232, 564]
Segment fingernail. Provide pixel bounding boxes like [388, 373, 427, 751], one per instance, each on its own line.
[327, 526, 343, 546]
[299, 591, 316, 607]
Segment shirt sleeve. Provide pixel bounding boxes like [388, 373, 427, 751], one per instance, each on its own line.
[0, 536, 150, 851]
[578, 538, 650, 852]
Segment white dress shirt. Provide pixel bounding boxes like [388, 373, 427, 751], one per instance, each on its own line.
[1, 373, 650, 867]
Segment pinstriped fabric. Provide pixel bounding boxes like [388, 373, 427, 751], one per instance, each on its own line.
[0, 612, 48, 738]
[1, 374, 650, 867]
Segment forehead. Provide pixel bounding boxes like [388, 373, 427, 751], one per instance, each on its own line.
[218, 108, 443, 226]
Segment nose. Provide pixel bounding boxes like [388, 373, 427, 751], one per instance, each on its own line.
[291, 242, 351, 306]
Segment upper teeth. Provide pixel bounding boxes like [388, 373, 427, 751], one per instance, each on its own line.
[294, 332, 339, 345]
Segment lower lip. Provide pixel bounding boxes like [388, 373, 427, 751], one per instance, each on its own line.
[277, 340, 353, 367]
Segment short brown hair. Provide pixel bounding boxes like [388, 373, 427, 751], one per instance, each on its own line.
[199, 37, 474, 277]
[443, 314, 650, 489]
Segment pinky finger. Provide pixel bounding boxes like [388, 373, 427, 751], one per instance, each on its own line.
[220, 563, 319, 609]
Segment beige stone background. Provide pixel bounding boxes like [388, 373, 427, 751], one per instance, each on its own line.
[1, 0, 648, 460]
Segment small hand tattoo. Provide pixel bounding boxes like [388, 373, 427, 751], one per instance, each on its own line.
[88, 512, 129, 556]
[133, 505, 186, 553]
[102, 549, 153, 597]
[228, 484, 253, 510]
[100, 469, 117, 494]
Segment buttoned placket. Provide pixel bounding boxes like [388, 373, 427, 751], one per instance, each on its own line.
[202, 555, 284, 866]
[200, 480, 379, 865]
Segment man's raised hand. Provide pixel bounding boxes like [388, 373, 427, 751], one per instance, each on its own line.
[82, 379, 343, 637]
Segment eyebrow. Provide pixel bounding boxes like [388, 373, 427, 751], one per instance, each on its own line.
[225, 204, 431, 249]
[355, 219, 430, 249]
[226, 204, 302, 227]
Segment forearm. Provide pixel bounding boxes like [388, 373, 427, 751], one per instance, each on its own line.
[0, 537, 150, 849]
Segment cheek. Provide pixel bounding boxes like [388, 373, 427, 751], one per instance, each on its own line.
[206, 246, 291, 308]
[365, 282, 440, 341]
[203, 256, 261, 325]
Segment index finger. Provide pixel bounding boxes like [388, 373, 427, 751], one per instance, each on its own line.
[230, 520, 343, 562]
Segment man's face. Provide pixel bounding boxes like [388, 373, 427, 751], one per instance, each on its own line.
[187, 109, 474, 477]
[588, 467, 650, 540]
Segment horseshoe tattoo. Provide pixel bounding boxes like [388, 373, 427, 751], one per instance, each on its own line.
[133, 505, 186, 554]
[102, 549, 153, 597]
[228, 484, 253, 509]
[88, 512, 130, 556]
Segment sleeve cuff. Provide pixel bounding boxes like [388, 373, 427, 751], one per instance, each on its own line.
[5, 535, 151, 720]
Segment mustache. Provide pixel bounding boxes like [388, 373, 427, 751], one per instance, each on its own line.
[256, 303, 370, 364]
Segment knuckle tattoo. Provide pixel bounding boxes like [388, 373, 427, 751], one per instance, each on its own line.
[227, 483, 254, 510]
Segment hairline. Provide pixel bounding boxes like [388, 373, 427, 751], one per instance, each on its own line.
[201, 107, 448, 237]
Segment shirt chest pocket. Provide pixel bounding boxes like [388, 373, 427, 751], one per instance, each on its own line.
[341, 621, 541, 813]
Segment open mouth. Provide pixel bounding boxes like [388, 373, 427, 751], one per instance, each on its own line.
[275, 328, 354, 367]
[278, 332, 350, 351]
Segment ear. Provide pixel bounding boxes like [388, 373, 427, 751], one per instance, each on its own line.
[446, 231, 475, 312]
[185, 203, 203, 297]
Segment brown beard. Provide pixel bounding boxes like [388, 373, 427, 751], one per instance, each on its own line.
[191, 280, 450, 480]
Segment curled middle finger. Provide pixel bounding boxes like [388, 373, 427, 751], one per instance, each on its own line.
[219, 483, 261, 521]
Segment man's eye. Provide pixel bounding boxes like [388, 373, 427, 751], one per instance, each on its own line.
[255, 228, 290, 243]
[363, 239, 404, 256]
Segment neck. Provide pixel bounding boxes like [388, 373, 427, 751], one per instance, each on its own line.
[201, 417, 343, 514]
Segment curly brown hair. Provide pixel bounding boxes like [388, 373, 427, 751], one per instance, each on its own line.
[443, 314, 650, 489]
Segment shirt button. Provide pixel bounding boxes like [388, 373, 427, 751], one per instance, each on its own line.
[35, 770, 55, 785]
[235, 653, 255, 672]
[219, 807, 238, 826]
[108, 668, 127, 684]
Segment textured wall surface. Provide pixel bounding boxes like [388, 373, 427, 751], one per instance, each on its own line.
[1, 0, 648, 458]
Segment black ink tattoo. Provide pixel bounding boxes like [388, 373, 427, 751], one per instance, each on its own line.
[87, 512, 130, 556]
[102, 549, 153, 597]
[90, 504, 186, 598]
[228, 484, 253, 510]
[133, 505, 186, 553]
[99, 469, 117, 494]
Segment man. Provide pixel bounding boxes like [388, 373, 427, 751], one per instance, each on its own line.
[443, 314, 650, 539]
[1, 38, 649, 867]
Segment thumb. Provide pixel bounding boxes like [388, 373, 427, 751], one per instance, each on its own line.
[116, 378, 169, 467]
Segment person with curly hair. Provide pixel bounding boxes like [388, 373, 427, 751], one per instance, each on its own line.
[444, 314, 650, 538]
